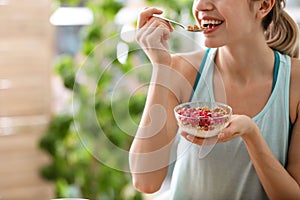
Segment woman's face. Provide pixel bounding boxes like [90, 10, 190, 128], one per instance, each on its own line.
[193, 0, 263, 48]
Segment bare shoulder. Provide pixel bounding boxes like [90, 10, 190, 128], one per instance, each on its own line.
[171, 50, 207, 81]
[290, 58, 300, 124]
[290, 58, 300, 97]
[291, 57, 300, 69]
[170, 50, 206, 102]
[172, 50, 206, 69]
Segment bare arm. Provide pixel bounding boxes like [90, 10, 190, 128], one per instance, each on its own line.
[129, 7, 180, 193]
[129, 7, 204, 193]
[129, 53, 200, 193]
[241, 117, 300, 199]
[129, 71, 180, 193]
[233, 59, 300, 199]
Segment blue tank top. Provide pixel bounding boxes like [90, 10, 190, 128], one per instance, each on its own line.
[170, 48, 291, 199]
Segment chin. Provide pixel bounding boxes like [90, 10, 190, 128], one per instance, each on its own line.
[204, 43, 222, 49]
[204, 40, 225, 49]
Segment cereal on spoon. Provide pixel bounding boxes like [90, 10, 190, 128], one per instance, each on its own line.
[187, 24, 206, 32]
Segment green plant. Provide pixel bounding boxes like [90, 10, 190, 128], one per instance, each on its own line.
[39, 0, 194, 199]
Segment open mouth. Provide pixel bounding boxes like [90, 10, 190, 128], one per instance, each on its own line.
[201, 19, 223, 29]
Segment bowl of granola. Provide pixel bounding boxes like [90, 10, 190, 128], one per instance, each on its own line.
[174, 102, 232, 138]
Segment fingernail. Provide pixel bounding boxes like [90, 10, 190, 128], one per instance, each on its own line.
[186, 135, 193, 141]
[218, 132, 225, 139]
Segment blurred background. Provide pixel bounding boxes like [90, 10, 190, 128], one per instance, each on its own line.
[0, 0, 299, 200]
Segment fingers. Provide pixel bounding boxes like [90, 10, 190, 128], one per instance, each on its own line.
[217, 115, 240, 141]
[136, 20, 169, 48]
[135, 7, 174, 65]
[217, 115, 254, 141]
[137, 7, 163, 29]
[218, 121, 235, 140]
[181, 131, 219, 145]
[181, 115, 259, 145]
[137, 7, 174, 32]
[136, 7, 174, 49]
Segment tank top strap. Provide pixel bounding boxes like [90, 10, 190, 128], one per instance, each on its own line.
[190, 49, 280, 101]
[189, 48, 211, 101]
[272, 50, 280, 92]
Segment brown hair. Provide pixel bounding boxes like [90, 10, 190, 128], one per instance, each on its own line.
[263, 0, 299, 58]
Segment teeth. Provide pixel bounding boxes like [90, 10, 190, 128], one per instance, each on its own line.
[202, 20, 222, 25]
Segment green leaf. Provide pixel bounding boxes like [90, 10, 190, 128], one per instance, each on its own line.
[55, 55, 77, 90]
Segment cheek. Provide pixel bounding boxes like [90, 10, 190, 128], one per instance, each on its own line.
[228, 16, 256, 37]
[225, 11, 251, 33]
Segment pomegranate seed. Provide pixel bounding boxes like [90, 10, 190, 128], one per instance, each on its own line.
[176, 105, 228, 131]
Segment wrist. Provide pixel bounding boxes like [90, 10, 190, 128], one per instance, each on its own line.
[241, 120, 261, 143]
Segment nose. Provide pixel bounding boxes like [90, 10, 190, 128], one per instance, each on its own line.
[193, 0, 214, 11]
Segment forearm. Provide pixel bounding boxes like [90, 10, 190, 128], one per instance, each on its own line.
[242, 129, 300, 199]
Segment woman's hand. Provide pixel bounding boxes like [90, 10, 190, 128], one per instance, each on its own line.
[181, 115, 259, 145]
[136, 7, 174, 66]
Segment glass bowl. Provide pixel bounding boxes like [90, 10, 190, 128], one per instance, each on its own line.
[174, 101, 232, 138]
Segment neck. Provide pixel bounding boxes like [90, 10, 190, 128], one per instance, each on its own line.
[215, 42, 275, 83]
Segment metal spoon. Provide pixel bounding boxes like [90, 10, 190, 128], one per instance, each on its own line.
[152, 14, 205, 32]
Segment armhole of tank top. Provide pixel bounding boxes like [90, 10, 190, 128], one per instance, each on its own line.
[261, 51, 293, 151]
[287, 55, 293, 157]
[189, 48, 211, 101]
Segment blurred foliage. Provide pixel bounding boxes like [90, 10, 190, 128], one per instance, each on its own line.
[147, 0, 192, 14]
[40, 0, 194, 199]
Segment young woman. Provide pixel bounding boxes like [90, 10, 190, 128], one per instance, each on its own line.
[129, 0, 300, 199]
